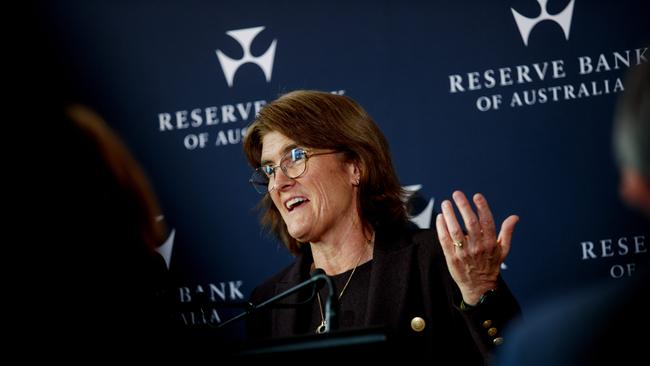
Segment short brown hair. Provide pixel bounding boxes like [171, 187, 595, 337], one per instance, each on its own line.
[243, 90, 407, 255]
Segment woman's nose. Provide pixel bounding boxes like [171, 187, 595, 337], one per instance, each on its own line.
[272, 167, 295, 191]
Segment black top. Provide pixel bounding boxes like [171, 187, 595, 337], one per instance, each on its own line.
[304, 260, 373, 334]
[246, 225, 522, 363]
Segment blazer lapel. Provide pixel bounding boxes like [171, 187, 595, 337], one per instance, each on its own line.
[272, 281, 299, 337]
[365, 229, 414, 328]
[271, 250, 312, 337]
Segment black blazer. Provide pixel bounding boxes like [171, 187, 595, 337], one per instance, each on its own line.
[246, 225, 521, 363]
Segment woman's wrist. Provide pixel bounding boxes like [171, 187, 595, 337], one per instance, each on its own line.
[460, 288, 498, 310]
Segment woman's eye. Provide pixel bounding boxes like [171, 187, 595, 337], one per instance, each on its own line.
[291, 148, 306, 161]
[262, 166, 274, 175]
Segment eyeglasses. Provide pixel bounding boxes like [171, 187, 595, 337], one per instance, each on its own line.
[249, 147, 339, 194]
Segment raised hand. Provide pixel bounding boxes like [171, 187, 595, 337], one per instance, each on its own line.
[435, 191, 519, 305]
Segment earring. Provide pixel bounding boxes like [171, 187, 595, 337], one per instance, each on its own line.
[353, 178, 360, 186]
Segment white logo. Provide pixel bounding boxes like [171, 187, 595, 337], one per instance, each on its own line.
[156, 228, 175, 269]
[511, 0, 575, 46]
[215, 26, 277, 87]
[403, 184, 435, 229]
[155, 215, 175, 269]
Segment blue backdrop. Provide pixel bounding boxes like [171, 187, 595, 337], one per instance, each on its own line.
[37, 0, 649, 345]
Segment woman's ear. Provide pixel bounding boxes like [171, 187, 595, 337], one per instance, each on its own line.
[350, 161, 362, 186]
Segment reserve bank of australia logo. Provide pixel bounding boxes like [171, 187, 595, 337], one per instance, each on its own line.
[511, 0, 575, 46]
[215, 26, 277, 87]
[403, 184, 435, 229]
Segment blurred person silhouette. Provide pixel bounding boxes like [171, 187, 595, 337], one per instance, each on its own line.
[494, 61, 650, 365]
[15, 4, 202, 359]
[27, 103, 177, 358]
[615, 61, 650, 217]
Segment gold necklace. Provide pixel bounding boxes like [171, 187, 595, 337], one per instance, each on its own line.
[315, 236, 373, 334]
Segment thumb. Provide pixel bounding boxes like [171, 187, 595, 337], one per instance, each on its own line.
[497, 215, 519, 262]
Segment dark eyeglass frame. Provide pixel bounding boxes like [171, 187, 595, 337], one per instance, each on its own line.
[249, 147, 339, 194]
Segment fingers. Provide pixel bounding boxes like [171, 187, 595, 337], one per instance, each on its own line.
[441, 198, 465, 245]
[452, 191, 481, 240]
[443, 191, 490, 243]
[440, 191, 515, 256]
[435, 213, 455, 256]
[497, 215, 519, 261]
[473, 193, 496, 240]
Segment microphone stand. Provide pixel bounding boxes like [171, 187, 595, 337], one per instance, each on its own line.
[217, 273, 335, 333]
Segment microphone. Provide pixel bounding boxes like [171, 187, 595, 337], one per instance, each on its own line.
[217, 268, 334, 332]
[311, 268, 333, 333]
[311, 268, 325, 276]
[310, 268, 327, 290]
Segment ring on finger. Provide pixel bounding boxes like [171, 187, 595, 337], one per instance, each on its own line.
[453, 239, 463, 248]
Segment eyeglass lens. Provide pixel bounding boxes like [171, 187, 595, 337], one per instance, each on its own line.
[249, 148, 308, 194]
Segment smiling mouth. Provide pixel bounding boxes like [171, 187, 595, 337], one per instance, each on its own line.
[286, 197, 308, 212]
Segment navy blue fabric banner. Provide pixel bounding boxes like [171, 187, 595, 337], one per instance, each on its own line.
[36, 0, 649, 344]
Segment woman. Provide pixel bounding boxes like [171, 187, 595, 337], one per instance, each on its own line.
[242, 90, 521, 362]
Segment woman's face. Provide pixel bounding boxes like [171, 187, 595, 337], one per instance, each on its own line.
[260, 131, 360, 243]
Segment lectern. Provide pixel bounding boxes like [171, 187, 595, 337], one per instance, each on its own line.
[238, 327, 391, 359]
